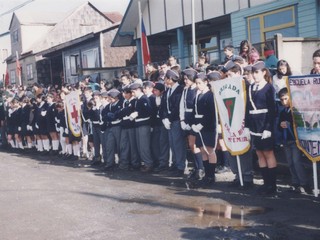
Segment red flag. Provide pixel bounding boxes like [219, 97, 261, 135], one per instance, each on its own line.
[141, 18, 151, 66]
[5, 67, 9, 87]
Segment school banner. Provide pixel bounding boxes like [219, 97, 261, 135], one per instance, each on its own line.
[212, 76, 250, 155]
[65, 91, 82, 137]
[288, 75, 320, 161]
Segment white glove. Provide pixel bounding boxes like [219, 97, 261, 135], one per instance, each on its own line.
[55, 124, 59, 132]
[27, 125, 31, 131]
[129, 111, 138, 121]
[180, 121, 187, 130]
[162, 118, 171, 130]
[41, 111, 47, 116]
[65, 128, 69, 134]
[217, 124, 222, 134]
[185, 124, 191, 131]
[8, 109, 13, 117]
[35, 123, 39, 129]
[261, 130, 271, 139]
[18, 127, 21, 131]
[192, 123, 203, 133]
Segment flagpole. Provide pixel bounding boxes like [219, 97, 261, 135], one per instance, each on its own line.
[236, 155, 244, 187]
[313, 162, 318, 197]
[138, 1, 145, 77]
[191, 0, 197, 66]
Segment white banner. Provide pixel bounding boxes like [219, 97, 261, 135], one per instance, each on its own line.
[65, 91, 82, 137]
[212, 76, 250, 155]
[288, 75, 320, 161]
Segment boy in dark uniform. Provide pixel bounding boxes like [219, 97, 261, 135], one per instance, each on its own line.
[162, 69, 186, 177]
[129, 82, 153, 172]
[151, 82, 170, 172]
[101, 89, 122, 170]
[117, 87, 139, 170]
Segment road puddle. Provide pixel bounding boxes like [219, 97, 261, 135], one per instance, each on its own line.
[184, 203, 269, 228]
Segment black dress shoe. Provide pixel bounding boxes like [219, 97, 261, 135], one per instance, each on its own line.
[153, 165, 168, 173]
[140, 165, 153, 173]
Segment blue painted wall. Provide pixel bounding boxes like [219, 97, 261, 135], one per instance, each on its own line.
[231, 0, 319, 49]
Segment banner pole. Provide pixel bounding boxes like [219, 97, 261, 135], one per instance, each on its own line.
[313, 162, 318, 197]
[236, 155, 243, 186]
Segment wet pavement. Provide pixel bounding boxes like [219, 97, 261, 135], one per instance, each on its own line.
[0, 150, 319, 240]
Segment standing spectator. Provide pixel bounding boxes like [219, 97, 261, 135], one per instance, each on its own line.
[310, 49, 320, 74]
[264, 43, 278, 69]
[278, 88, 312, 194]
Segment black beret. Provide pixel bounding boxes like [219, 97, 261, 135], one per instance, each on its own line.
[143, 80, 155, 88]
[107, 89, 121, 98]
[153, 82, 165, 92]
[251, 61, 265, 71]
[243, 65, 252, 72]
[207, 71, 221, 81]
[182, 68, 198, 80]
[165, 69, 180, 81]
[101, 91, 109, 98]
[129, 82, 142, 90]
[224, 60, 236, 71]
[196, 72, 207, 81]
[93, 90, 101, 96]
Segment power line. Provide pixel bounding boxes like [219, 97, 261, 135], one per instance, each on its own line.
[0, 0, 35, 18]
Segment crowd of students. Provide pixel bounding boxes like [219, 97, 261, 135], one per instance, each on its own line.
[1, 43, 319, 195]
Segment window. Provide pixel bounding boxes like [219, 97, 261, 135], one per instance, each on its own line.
[70, 55, 79, 75]
[11, 30, 19, 43]
[10, 70, 15, 84]
[1, 49, 8, 62]
[26, 64, 33, 80]
[189, 35, 219, 64]
[82, 48, 99, 68]
[247, 6, 296, 45]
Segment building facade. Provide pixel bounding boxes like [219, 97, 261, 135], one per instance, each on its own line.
[113, 0, 320, 75]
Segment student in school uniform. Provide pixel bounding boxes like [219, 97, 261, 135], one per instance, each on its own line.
[34, 94, 50, 154]
[180, 68, 204, 182]
[191, 72, 218, 186]
[162, 69, 186, 177]
[129, 82, 154, 173]
[46, 94, 59, 155]
[150, 82, 170, 173]
[246, 61, 277, 195]
[101, 89, 123, 171]
[117, 87, 140, 170]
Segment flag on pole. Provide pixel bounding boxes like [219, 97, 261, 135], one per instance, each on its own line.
[65, 91, 82, 138]
[211, 76, 250, 155]
[141, 18, 151, 66]
[16, 51, 22, 86]
[5, 67, 9, 87]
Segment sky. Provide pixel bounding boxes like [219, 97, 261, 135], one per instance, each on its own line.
[0, 0, 130, 33]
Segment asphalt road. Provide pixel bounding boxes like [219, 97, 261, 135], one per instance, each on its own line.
[0, 151, 319, 240]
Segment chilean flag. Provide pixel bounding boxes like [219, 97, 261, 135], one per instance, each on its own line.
[141, 18, 151, 66]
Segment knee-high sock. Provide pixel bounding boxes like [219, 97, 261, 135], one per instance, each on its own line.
[66, 144, 72, 155]
[73, 144, 80, 157]
[42, 139, 50, 151]
[9, 140, 15, 148]
[60, 137, 66, 154]
[52, 140, 59, 151]
[37, 140, 44, 152]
